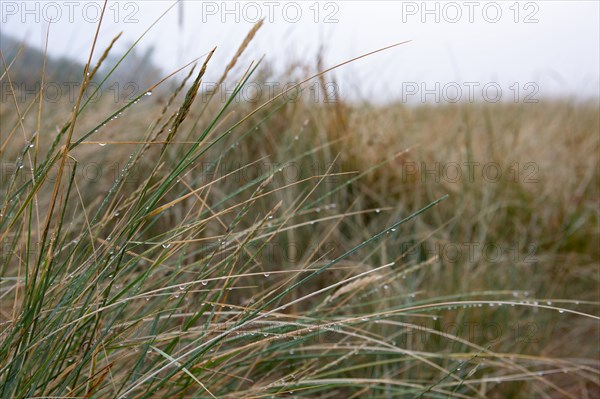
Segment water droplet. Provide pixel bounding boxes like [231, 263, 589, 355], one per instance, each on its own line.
[145, 91, 152, 96]
[162, 243, 171, 249]
[558, 309, 565, 313]
[201, 281, 208, 286]
[316, 207, 321, 213]
[546, 301, 552, 305]
[391, 228, 397, 232]
[263, 272, 270, 277]
[375, 209, 381, 213]
[179, 286, 185, 291]
[383, 285, 389, 290]
[98, 142, 106, 147]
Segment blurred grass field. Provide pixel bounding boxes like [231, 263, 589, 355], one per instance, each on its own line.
[1, 19, 599, 399]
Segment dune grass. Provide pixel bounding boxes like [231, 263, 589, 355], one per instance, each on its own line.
[1, 14, 599, 399]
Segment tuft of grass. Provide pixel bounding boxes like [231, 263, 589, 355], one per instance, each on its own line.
[1, 11, 599, 399]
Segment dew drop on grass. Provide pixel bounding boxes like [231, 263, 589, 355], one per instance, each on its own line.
[546, 301, 552, 305]
[263, 272, 270, 277]
[375, 208, 381, 213]
[162, 243, 171, 249]
[383, 285, 389, 290]
[145, 91, 152, 96]
[201, 281, 208, 285]
[558, 309, 565, 313]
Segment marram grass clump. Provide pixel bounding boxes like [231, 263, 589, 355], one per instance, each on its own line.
[1, 15, 599, 399]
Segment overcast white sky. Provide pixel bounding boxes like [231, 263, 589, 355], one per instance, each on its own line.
[1, 1, 599, 102]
